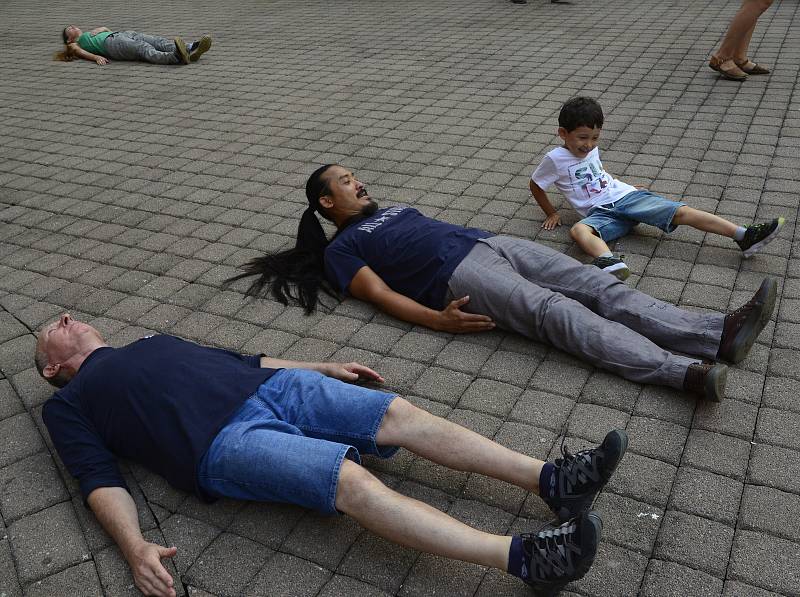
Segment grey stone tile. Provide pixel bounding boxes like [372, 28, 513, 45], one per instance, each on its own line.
[641, 559, 723, 596]
[318, 574, 393, 597]
[739, 485, 800, 543]
[668, 466, 744, 526]
[682, 429, 751, 481]
[337, 531, 418, 594]
[748, 443, 800, 495]
[24, 561, 103, 597]
[245, 552, 332, 597]
[0, 452, 69, 523]
[7, 502, 90, 584]
[0, 378, 25, 421]
[283, 512, 362, 570]
[0, 413, 44, 468]
[607, 453, 676, 508]
[434, 340, 494, 373]
[411, 367, 473, 406]
[755, 407, 800, 451]
[693, 398, 758, 440]
[509, 390, 574, 433]
[399, 552, 484, 597]
[569, 541, 648, 597]
[594, 492, 663, 555]
[626, 416, 688, 466]
[184, 532, 271, 596]
[729, 529, 800, 595]
[0, 538, 22, 597]
[227, 501, 305, 549]
[566, 404, 629, 444]
[457, 378, 522, 417]
[654, 510, 734, 577]
[159, 514, 221, 575]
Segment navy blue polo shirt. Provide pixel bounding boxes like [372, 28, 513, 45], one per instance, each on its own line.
[324, 206, 494, 309]
[42, 335, 277, 502]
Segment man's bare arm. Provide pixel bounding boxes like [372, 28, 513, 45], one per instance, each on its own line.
[87, 487, 177, 597]
[348, 265, 494, 334]
[259, 355, 384, 383]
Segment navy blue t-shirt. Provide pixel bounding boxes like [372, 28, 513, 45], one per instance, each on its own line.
[42, 335, 276, 502]
[324, 206, 494, 309]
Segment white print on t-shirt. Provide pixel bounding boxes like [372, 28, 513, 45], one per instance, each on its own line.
[357, 205, 406, 234]
[569, 158, 610, 201]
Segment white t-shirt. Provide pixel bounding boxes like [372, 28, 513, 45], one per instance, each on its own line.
[531, 147, 637, 216]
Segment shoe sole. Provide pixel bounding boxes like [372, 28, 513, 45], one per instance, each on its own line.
[552, 429, 629, 522]
[727, 278, 777, 363]
[704, 363, 728, 402]
[601, 263, 630, 281]
[189, 35, 212, 62]
[528, 511, 603, 596]
[742, 217, 785, 258]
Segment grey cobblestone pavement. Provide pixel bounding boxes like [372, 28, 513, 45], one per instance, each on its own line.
[1, 0, 798, 595]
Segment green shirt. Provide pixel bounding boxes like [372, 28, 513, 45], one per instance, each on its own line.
[77, 31, 113, 55]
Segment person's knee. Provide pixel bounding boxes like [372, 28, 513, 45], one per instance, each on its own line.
[335, 459, 384, 513]
[672, 205, 691, 224]
[570, 223, 594, 241]
[376, 397, 418, 442]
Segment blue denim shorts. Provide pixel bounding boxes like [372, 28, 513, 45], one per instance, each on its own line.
[579, 190, 685, 242]
[198, 369, 398, 514]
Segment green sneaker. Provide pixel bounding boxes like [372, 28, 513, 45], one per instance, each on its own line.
[174, 37, 190, 64]
[189, 35, 212, 62]
[736, 217, 785, 258]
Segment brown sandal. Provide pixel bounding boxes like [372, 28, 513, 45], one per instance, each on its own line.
[735, 59, 770, 75]
[709, 56, 747, 81]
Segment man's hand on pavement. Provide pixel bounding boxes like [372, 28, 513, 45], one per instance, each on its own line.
[321, 362, 385, 383]
[437, 296, 495, 333]
[128, 541, 178, 597]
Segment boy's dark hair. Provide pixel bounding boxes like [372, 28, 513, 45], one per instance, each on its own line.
[558, 97, 604, 131]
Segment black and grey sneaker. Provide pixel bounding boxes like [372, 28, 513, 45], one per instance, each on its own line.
[543, 429, 628, 522]
[591, 255, 630, 280]
[516, 510, 602, 596]
[737, 217, 785, 258]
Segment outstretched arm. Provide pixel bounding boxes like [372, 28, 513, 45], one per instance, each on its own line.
[260, 355, 384, 383]
[87, 487, 177, 597]
[348, 265, 494, 334]
[529, 180, 561, 230]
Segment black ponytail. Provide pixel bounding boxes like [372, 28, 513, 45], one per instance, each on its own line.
[227, 164, 339, 314]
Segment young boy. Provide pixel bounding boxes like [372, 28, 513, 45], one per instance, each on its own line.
[529, 96, 784, 280]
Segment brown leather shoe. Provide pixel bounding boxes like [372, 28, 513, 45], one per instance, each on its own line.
[717, 278, 777, 363]
[709, 56, 747, 81]
[684, 362, 727, 402]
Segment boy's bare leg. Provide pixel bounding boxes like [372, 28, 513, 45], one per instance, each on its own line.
[672, 206, 738, 237]
[570, 223, 611, 257]
[336, 459, 512, 569]
[376, 398, 543, 492]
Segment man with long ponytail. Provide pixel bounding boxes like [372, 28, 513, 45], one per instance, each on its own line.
[235, 164, 776, 403]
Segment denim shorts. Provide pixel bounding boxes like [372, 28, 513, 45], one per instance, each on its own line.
[579, 190, 685, 242]
[197, 369, 398, 514]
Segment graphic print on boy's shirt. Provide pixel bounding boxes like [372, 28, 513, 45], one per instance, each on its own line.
[531, 147, 637, 216]
[569, 157, 611, 201]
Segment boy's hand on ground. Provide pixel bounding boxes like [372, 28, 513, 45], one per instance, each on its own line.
[95, 57, 109, 65]
[542, 213, 561, 230]
[128, 542, 177, 597]
[437, 296, 495, 333]
[322, 362, 385, 383]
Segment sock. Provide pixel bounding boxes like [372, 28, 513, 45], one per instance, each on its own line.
[507, 536, 529, 580]
[538, 462, 556, 499]
[733, 226, 747, 241]
[187, 41, 197, 52]
[598, 251, 613, 258]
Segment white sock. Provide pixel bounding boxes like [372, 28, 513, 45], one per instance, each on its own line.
[733, 226, 747, 241]
[599, 251, 614, 258]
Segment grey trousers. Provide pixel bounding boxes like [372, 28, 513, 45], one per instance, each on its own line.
[447, 236, 724, 389]
[103, 31, 180, 65]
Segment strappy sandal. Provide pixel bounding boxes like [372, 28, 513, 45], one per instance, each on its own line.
[735, 59, 770, 75]
[709, 56, 747, 81]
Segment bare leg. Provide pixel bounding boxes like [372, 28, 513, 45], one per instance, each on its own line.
[376, 398, 543, 492]
[716, 0, 774, 59]
[570, 223, 610, 258]
[336, 459, 512, 569]
[671, 206, 738, 238]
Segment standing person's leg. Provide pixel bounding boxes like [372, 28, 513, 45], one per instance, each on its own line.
[448, 241, 702, 389]
[711, 0, 774, 77]
[103, 31, 181, 65]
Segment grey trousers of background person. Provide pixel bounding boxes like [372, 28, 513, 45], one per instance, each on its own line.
[447, 236, 725, 390]
[103, 31, 180, 65]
